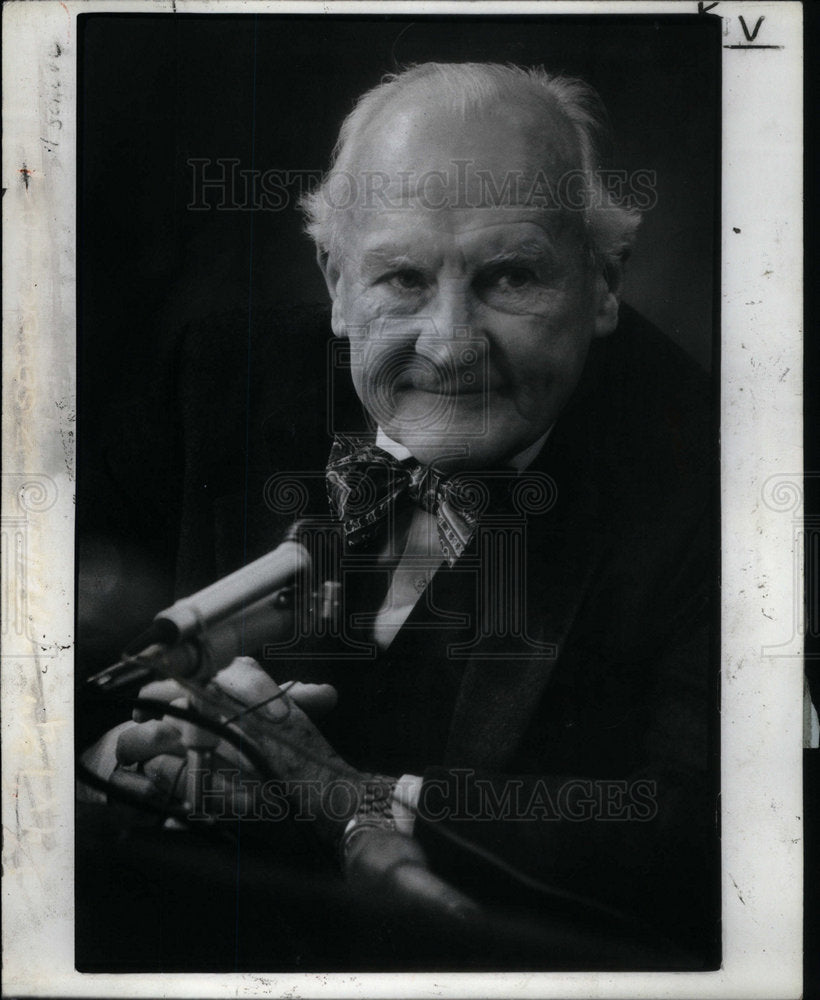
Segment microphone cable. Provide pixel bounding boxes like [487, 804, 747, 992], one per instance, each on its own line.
[77, 685, 688, 958]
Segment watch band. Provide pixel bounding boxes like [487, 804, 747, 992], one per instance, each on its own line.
[339, 773, 397, 868]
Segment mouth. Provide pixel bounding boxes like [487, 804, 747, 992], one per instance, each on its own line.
[395, 379, 491, 397]
[407, 386, 485, 397]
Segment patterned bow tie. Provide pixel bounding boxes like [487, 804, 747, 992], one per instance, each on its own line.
[326, 435, 484, 566]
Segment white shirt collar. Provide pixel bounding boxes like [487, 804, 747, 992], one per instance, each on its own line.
[375, 427, 414, 462]
[375, 426, 553, 473]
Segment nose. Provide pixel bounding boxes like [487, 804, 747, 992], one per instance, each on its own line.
[413, 279, 475, 368]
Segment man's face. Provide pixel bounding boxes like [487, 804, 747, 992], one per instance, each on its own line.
[321, 97, 618, 469]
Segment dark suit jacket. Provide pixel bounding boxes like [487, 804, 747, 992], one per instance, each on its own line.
[79, 301, 718, 965]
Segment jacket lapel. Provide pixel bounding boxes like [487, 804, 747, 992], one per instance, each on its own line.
[442, 398, 605, 771]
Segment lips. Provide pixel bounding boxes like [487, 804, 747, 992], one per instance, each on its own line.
[401, 382, 487, 396]
[394, 372, 489, 394]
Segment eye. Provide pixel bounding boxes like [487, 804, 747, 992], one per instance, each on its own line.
[385, 269, 427, 291]
[474, 263, 552, 315]
[492, 266, 535, 291]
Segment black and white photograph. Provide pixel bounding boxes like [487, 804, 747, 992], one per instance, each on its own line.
[75, 10, 721, 973]
[1, 2, 806, 997]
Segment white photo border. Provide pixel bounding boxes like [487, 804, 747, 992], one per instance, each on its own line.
[1, 1, 803, 997]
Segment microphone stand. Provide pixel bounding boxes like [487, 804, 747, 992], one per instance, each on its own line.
[86, 524, 343, 816]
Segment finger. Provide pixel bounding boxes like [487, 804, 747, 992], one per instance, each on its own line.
[197, 768, 258, 819]
[116, 719, 185, 765]
[108, 766, 168, 807]
[80, 721, 134, 779]
[142, 751, 258, 806]
[211, 657, 283, 710]
[142, 753, 188, 797]
[133, 678, 189, 721]
[168, 696, 221, 750]
[286, 682, 338, 720]
[201, 736, 267, 772]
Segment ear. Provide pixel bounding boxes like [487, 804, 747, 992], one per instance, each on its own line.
[317, 249, 347, 338]
[592, 268, 621, 339]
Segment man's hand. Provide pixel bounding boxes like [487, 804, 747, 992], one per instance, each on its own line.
[81, 660, 340, 812]
[83, 658, 400, 853]
[114, 659, 343, 814]
[81, 658, 475, 917]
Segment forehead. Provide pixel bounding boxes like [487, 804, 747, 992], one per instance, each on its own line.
[333, 92, 584, 254]
[355, 85, 579, 176]
[354, 210, 578, 270]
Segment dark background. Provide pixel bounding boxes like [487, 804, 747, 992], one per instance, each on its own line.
[79, 12, 719, 388]
[77, 13, 720, 669]
[72, 10, 820, 988]
[75, 12, 724, 976]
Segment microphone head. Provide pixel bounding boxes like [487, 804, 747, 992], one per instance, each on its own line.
[153, 539, 311, 640]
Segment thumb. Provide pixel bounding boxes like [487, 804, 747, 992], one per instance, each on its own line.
[286, 682, 338, 720]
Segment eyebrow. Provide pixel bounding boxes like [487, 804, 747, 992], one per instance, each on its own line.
[359, 236, 556, 275]
[361, 249, 427, 271]
[481, 241, 554, 269]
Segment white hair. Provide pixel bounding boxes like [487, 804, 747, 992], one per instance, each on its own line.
[300, 62, 641, 283]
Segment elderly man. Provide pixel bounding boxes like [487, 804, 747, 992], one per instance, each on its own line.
[81, 63, 716, 966]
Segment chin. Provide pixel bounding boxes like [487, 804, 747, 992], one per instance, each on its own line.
[385, 422, 525, 471]
[382, 394, 543, 470]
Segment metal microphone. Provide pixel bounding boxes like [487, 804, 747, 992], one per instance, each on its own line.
[86, 525, 325, 691]
[151, 537, 311, 646]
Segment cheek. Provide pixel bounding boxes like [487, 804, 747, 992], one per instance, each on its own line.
[336, 271, 393, 318]
[490, 309, 593, 406]
[338, 293, 404, 404]
[336, 289, 408, 364]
